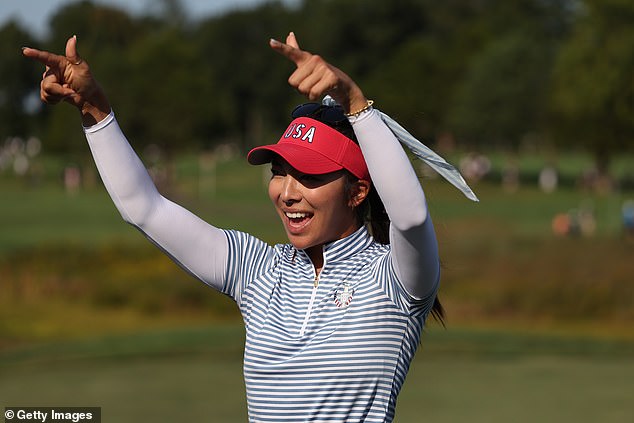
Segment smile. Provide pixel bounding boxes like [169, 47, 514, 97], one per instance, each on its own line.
[284, 211, 314, 231]
[285, 212, 312, 219]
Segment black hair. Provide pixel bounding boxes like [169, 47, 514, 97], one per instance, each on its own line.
[305, 106, 446, 326]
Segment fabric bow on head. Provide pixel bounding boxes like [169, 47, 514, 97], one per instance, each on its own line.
[322, 96, 479, 202]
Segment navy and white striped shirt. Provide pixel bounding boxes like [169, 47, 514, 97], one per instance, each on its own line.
[223, 226, 435, 422]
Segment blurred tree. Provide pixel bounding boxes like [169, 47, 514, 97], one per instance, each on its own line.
[16, 0, 612, 164]
[446, 0, 571, 149]
[47, 0, 140, 56]
[449, 31, 555, 148]
[352, 0, 572, 151]
[194, 2, 296, 152]
[43, 1, 143, 153]
[363, 37, 453, 141]
[361, 0, 491, 141]
[153, 0, 188, 28]
[549, 0, 634, 174]
[296, 0, 428, 78]
[116, 28, 203, 152]
[0, 21, 40, 139]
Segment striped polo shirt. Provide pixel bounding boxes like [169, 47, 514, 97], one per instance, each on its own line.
[222, 226, 436, 422]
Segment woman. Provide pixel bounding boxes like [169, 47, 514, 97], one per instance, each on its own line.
[24, 32, 445, 422]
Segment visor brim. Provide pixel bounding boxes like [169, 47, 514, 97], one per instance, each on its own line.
[247, 144, 344, 175]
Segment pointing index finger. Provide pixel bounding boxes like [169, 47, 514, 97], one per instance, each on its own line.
[22, 47, 67, 68]
[269, 38, 310, 67]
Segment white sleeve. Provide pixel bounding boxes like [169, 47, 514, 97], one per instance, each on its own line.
[83, 112, 228, 291]
[350, 109, 440, 300]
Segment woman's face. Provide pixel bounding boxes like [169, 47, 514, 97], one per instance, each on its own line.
[268, 157, 369, 258]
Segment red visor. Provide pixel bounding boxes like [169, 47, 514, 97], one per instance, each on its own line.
[247, 117, 370, 180]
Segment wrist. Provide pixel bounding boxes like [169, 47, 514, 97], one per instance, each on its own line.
[345, 99, 374, 118]
[340, 86, 368, 114]
[80, 88, 111, 126]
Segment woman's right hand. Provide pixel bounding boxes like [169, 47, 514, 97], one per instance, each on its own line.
[22, 35, 111, 126]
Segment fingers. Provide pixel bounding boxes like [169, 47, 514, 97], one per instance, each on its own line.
[269, 36, 310, 66]
[285, 31, 299, 49]
[22, 46, 67, 69]
[23, 35, 81, 68]
[40, 66, 74, 104]
[40, 79, 75, 104]
[270, 31, 362, 104]
[41, 81, 75, 104]
[270, 32, 333, 98]
[289, 57, 339, 100]
[24, 35, 94, 108]
[65, 35, 82, 65]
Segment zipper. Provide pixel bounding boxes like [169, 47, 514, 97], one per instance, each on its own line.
[299, 267, 322, 337]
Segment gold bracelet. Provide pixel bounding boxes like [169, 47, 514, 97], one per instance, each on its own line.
[345, 100, 374, 117]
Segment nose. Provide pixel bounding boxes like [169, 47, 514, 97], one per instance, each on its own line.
[280, 175, 301, 205]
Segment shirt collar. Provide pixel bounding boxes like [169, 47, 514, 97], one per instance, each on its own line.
[289, 225, 373, 265]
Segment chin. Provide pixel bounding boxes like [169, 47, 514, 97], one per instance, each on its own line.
[288, 238, 312, 251]
[286, 234, 317, 251]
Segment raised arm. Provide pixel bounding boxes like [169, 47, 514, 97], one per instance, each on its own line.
[23, 36, 228, 290]
[350, 109, 440, 299]
[270, 33, 439, 299]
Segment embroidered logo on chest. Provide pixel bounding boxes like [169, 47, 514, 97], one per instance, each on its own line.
[333, 283, 354, 308]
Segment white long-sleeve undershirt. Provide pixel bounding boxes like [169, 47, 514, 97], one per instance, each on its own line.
[350, 109, 439, 299]
[84, 109, 439, 300]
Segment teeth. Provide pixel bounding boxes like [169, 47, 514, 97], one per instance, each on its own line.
[285, 212, 309, 219]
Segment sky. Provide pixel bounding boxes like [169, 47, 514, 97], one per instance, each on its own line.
[0, 0, 295, 38]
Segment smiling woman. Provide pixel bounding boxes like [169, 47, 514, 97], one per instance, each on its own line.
[251, 109, 372, 270]
[267, 158, 364, 269]
[21, 30, 472, 422]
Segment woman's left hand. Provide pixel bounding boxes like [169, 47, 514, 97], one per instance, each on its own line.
[270, 32, 367, 114]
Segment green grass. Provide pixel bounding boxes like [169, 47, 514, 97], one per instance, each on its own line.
[2, 154, 633, 337]
[0, 157, 282, 252]
[0, 326, 249, 422]
[0, 169, 628, 253]
[1, 325, 633, 423]
[2, 153, 632, 252]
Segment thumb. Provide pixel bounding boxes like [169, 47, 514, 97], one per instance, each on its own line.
[285, 31, 300, 49]
[65, 35, 82, 65]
